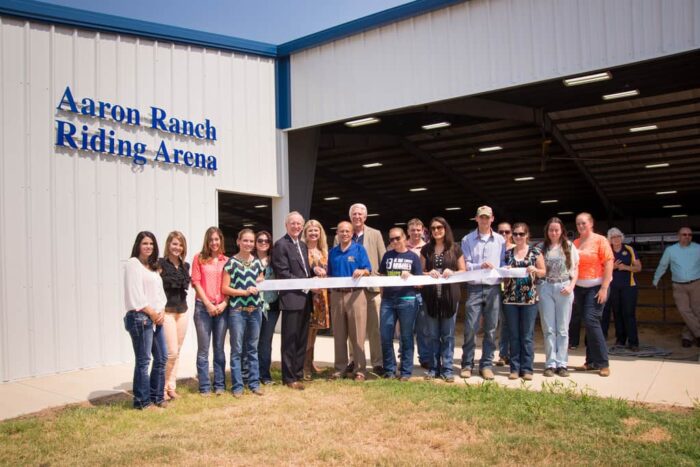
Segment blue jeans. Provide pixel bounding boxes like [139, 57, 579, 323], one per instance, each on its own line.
[538, 281, 574, 369]
[503, 304, 538, 375]
[497, 305, 510, 359]
[124, 312, 167, 409]
[380, 295, 417, 378]
[602, 286, 639, 347]
[258, 301, 280, 383]
[462, 284, 501, 370]
[415, 294, 431, 365]
[193, 300, 229, 393]
[228, 307, 263, 393]
[574, 285, 609, 369]
[425, 312, 457, 378]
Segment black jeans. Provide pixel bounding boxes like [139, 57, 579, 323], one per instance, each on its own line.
[574, 285, 609, 369]
[602, 286, 639, 347]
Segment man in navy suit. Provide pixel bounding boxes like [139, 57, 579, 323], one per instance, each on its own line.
[272, 211, 325, 389]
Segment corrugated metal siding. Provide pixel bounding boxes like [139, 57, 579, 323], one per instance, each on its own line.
[0, 17, 277, 381]
[290, 0, 700, 128]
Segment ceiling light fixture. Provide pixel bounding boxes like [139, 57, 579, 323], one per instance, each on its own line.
[243, 223, 254, 227]
[254, 204, 268, 208]
[394, 222, 407, 226]
[445, 207, 461, 211]
[671, 214, 688, 218]
[540, 199, 558, 204]
[324, 196, 340, 201]
[409, 187, 427, 192]
[563, 71, 612, 86]
[663, 204, 682, 208]
[362, 162, 383, 168]
[656, 190, 677, 195]
[557, 211, 574, 215]
[629, 124, 658, 133]
[479, 146, 503, 152]
[367, 213, 379, 217]
[645, 163, 669, 169]
[514, 176, 535, 182]
[345, 117, 380, 127]
[602, 89, 639, 100]
[421, 121, 451, 130]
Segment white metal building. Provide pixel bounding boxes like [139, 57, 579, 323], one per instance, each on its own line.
[1, 0, 698, 381]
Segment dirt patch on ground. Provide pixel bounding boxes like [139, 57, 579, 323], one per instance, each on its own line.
[622, 417, 642, 428]
[634, 426, 672, 443]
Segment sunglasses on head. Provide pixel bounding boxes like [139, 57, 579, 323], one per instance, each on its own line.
[512, 232, 527, 237]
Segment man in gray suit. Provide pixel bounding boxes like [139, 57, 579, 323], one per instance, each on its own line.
[349, 203, 386, 373]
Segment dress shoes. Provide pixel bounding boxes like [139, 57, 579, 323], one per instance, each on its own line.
[285, 381, 305, 390]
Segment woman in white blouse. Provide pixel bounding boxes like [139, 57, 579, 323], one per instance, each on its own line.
[124, 231, 168, 410]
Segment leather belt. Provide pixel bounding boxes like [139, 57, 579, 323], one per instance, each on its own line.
[233, 306, 258, 312]
[673, 278, 699, 285]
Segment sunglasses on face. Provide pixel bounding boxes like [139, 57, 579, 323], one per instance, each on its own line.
[498, 230, 511, 235]
[389, 236, 402, 242]
[512, 232, 527, 237]
[256, 238, 270, 244]
[430, 225, 445, 231]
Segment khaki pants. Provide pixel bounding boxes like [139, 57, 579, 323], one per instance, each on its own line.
[163, 310, 189, 392]
[365, 290, 383, 367]
[672, 281, 700, 340]
[331, 290, 367, 375]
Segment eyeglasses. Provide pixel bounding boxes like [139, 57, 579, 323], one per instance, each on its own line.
[498, 230, 511, 235]
[256, 238, 270, 244]
[389, 236, 402, 242]
[430, 225, 445, 231]
[512, 232, 527, 237]
[680, 233, 692, 237]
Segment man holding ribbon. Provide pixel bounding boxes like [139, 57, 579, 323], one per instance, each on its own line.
[328, 221, 372, 381]
[272, 211, 325, 390]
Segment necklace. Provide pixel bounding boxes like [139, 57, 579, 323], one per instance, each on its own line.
[235, 255, 253, 268]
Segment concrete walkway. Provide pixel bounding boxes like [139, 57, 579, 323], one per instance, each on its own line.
[1, 335, 699, 420]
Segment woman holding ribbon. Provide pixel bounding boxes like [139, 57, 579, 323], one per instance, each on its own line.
[420, 217, 465, 382]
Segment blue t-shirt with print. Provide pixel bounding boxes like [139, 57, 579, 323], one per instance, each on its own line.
[379, 249, 422, 300]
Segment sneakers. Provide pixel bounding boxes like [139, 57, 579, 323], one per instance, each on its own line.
[556, 367, 570, 377]
[543, 368, 555, 377]
[459, 367, 472, 378]
[599, 367, 610, 377]
[479, 368, 495, 380]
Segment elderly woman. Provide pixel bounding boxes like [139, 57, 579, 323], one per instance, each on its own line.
[572, 213, 614, 377]
[602, 228, 642, 351]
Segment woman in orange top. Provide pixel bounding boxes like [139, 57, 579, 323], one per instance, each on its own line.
[571, 213, 614, 377]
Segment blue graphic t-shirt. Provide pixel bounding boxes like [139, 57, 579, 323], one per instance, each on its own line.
[379, 250, 422, 300]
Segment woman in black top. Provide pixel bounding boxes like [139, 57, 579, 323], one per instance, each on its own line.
[159, 231, 191, 400]
[420, 217, 465, 382]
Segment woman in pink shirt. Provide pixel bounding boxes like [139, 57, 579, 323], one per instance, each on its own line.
[191, 227, 229, 395]
[571, 213, 614, 377]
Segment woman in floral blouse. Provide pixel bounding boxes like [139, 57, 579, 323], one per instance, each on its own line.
[503, 223, 545, 380]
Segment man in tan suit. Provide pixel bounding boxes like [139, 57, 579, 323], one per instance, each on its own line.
[348, 203, 386, 373]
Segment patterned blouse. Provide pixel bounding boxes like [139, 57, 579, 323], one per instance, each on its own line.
[223, 256, 264, 309]
[503, 246, 541, 305]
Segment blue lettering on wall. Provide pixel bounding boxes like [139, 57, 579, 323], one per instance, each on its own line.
[54, 86, 218, 171]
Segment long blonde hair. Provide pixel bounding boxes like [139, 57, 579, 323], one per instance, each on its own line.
[302, 219, 328, 257]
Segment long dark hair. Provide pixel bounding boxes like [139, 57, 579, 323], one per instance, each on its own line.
[254, 230, 274, 259]
[544, 217, 572, 270]
[423, 217, 459, 266]
[130, 231, 159, 271]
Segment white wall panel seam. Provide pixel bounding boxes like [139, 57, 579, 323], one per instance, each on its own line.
[0, 18, 8, 381]
[24, 21, 36, 377]
[49, 24, 60, 375]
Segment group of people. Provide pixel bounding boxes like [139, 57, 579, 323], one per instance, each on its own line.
[123, 203, 699, 410]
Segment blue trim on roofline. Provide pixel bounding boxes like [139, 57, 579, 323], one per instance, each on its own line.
[277, 0, 466, 56]
[275, 57, 291, 129]
[0, 0, 278, 58]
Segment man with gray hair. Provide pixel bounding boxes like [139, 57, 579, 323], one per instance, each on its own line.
[347, 202, 386, 374]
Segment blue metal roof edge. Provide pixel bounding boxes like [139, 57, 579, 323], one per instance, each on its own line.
[277, 0, 466, 56]
[0, 0, 278, 58]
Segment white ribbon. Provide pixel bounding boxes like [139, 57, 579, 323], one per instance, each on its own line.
[257, 268, 527, 292]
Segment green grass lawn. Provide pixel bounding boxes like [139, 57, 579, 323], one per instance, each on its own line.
[1, 374, 698, 466]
